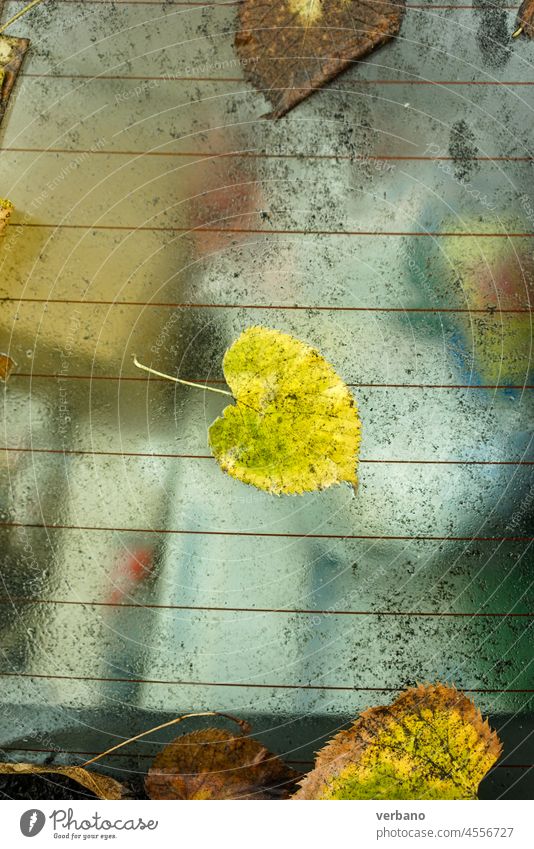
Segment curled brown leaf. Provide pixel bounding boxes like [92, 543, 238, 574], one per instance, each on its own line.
[514, 0, 534, 37]
[146, 727, 299, 800]
[0, 763, 125, 800]
[0, 37, 30, 126]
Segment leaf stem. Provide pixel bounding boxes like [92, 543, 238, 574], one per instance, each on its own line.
[0, 0, 47, 34]
[81, 712, 248, 768]
[512, 24, 523, 37]
[133, 356, 233, 397]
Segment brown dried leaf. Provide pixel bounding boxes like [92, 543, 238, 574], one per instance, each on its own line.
[0, 36, 30, 126]
[236, 0, 406, 118]
[294, 684, 502, 800]
[0, 763, 125, 799]
[146, 728, 299, 799]
[0, 352, 15, 381]
[515, 0, 534, 37]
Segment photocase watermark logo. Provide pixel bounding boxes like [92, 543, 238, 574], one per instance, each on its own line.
[20, 809, 46, 837]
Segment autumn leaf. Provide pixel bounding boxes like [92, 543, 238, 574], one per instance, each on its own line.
[0, 352, 16, 381]
[236, 0, 406, 118]
[208, 326, 361, 495]
[0, 36, 30, 126]
[0, 763, 125, 799]
[146, 727, 299, 800]
[514, 0, 534, 37]
[0, 197, 13, 235]
[294, 684, 502, 800]
[134, 327, 361, 494]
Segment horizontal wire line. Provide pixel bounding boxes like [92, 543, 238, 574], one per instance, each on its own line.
[0, 597, 532, 617]
[2, 446, 533, 465]
[19, 73, 534, 85]
[0, 747, 529, 768]
[9, 223, 534, 237]
[14, 2, 522, 7]
[2, 148, 533, 161]
[10, 372, 534, 389]
[5, 297, 532, 314]
[0, 671, 531, 692]
[1, 521, 531, 542]
[15, 2, 523, 8]
[0, 745, 313, 765]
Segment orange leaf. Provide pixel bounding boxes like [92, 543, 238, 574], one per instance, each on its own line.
[0, 353, 15, 381]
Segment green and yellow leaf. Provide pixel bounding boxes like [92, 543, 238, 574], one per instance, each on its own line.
[294, 684, 502, 800]
[208, 326, 362, 495]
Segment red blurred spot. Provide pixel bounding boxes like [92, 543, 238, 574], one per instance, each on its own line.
[107, 546, 153, 605]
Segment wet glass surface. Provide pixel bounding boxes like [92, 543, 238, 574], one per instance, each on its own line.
[0, 0, 533, 797]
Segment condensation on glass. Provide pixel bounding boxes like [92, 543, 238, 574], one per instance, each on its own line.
[0, 0, 532, 796]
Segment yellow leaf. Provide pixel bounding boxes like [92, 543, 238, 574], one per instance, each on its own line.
[208, 326, 362, 495]
[0, 763, 125, 800]
[0, 197, 13, 235]
[294, 684, 502, 800]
